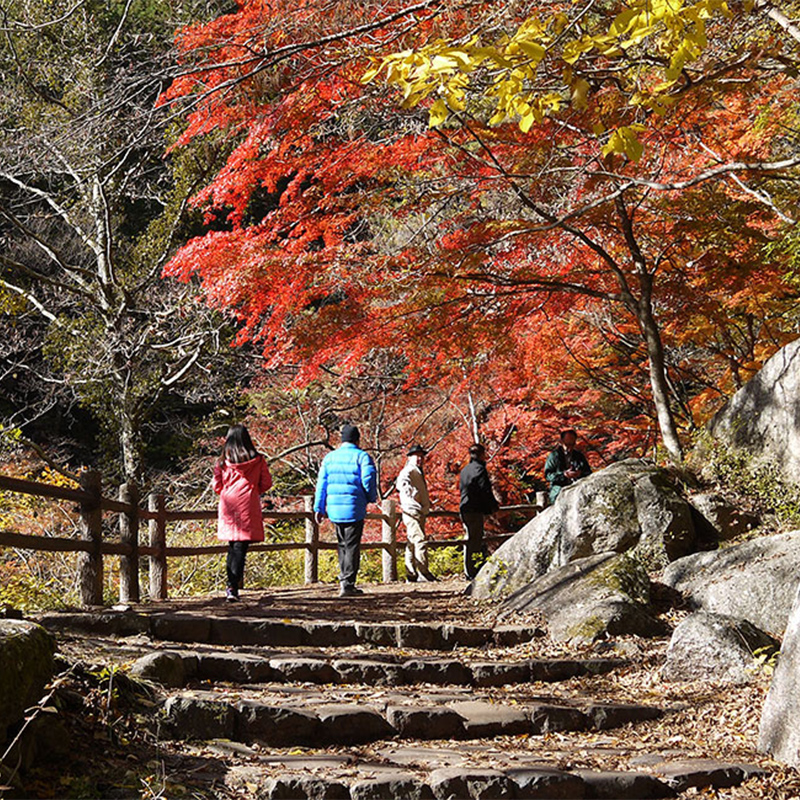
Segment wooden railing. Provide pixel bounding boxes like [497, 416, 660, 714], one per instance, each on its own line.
[0, 471, 543, 607]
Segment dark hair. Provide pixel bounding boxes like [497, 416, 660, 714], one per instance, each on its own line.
[559, 429, 577, 441]
[221, 424, 259, 464]
[469, 443, 485, 459]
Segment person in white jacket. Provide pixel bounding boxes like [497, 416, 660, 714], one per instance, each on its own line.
[396, 443, 436, 582]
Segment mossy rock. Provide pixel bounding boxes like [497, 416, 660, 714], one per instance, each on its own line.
[0, 620, 55, 742]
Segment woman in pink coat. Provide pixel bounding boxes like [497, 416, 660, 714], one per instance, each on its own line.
[213, 424, 272, 601]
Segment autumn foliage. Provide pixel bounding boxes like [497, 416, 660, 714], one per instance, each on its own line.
[162, 0, 800, 493]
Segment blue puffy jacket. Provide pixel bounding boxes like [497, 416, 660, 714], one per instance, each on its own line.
[314, 443, 378, 523]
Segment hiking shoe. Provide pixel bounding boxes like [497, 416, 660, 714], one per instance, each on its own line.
[339, 586, 364, 597]
[225, 587, 239, 602]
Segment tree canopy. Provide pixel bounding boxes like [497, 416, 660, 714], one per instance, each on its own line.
[157, 0, 800, 477]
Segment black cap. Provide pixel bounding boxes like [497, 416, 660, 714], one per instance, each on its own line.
[341, 424, 360, 443]
[407, 443, 426, 456]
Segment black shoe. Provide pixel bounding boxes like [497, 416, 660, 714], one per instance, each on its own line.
[339, 586, 364, 597]
[405, 574, 418, 583]
[225, 587, 239, 602]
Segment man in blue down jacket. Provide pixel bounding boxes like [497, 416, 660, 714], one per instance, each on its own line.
[314, 424, 378, 597]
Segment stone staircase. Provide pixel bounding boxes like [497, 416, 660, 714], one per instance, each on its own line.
[38, 583, 770, 799]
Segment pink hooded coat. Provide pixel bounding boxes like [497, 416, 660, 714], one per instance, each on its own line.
[213, 455, 273, 542]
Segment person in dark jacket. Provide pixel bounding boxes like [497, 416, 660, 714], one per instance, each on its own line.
[459, 443, 499, 579]
[314, 424, 378, 597]
[544, 428, 591, 504]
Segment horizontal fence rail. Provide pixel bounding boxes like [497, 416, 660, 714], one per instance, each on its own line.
[0, 472, 544, 607]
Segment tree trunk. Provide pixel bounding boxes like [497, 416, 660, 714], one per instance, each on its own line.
[119, 411, 143, 485]
[637, 290, 684, 464]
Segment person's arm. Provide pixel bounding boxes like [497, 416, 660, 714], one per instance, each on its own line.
[362, 453, 378, 504]
[474, 465, 499, 513]
[545, 451, 569, 487]
[396, 469, 419, 513]
[212, 463, 224, 494]
[314, 459, 328, 520]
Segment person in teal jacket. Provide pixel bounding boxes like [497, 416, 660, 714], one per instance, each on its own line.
[544, 429, 591, 504]
[314, 424, 378, 597]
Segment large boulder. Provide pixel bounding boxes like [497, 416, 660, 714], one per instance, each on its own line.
[472, 459, 701, 599]
[500, 552, 669, 644]
[662, 532, 800, 636]
[0, 620, 55, 742]
[759, 585, 800, 765]
[708, 337, 800, 483]
[688, 493, 759, 541]
[663, 612, 778, 684]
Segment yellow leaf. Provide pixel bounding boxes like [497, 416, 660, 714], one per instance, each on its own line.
[571, 78, 590, 109]
[429, 99, 449, 127]
[519, 111, 536, 133]
[516, 40, 547, 61]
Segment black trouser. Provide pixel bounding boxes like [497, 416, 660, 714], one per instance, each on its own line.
[335, 520, 364, 590]
[460, 510, 486, 579]
[226, 541, 250, 594]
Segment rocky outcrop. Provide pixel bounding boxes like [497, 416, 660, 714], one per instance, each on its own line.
[759, 585, 800, 766]
[662, 532, 800, 636]
[500, 552, 669, 644]
[0, 620, 55, 742]
[472, 459, 702, 600]
[688, 493, 759, 541]
[662, 612, 778, 684]
[708, 337, 800, 483]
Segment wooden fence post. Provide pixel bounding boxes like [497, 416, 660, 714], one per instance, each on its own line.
[304, 495, 319, 584]
[119, 482, 140, 603]
[535, 490, 548, 508]
[381, 497, 397, 583]
[77, 469, 103, 606]
[148, 493, 167, 600]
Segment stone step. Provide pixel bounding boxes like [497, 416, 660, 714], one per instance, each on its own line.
[39, 611, 542, 650]
[158, 691, 665, 747]
[131, 647, 625, 689]
[210, 745, 767, 799]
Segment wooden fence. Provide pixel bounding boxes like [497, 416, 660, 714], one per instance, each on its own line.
[0, 471, 543, 607]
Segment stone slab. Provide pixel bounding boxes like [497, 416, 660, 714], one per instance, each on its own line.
[151, 614, 211, 643]
[333, 658, 404, 686]
[236, 700, 320, 745]
[315, 704, 395, 745]
[402, 658, 471, 686]
[301, 621, 360, 647]
[386, 705, 465, 740]
[654, 759, 767, 791]
[209, 617, 306, 647]
[350, 773, 434, 800]
[470, 661, 531, 687]
[269, 657, 338, 684]
[428, 767, 513, 799]
[160, 694, 236, 740]
[196, 652, 274, 683]
[448, 701, 530, 737]
[572, 769, 673, 799]
[584, 703, 663, 731]
[528, 704, 588, 734]
[262, 776, 350, 799]
[506, 767, 586, 799]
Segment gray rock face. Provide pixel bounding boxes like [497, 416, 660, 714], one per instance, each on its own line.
[662, 612, 778, 683]
[688, 493, 759, 541]
[472, 460, 699, 600]
[0, 620, 55, 742]
[760, 584, 800, 765]
[500, 552, 669, 644]
[662, 531, 800, 636]
[708, 337, 800, 482]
